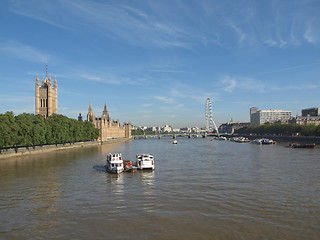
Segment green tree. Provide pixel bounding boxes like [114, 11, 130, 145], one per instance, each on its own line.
[0, 112, 19, 148]
[32, 114, 47, 146]
[15, 113, 34, 147]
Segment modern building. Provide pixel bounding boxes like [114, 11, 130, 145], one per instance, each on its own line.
[250, 107, 292, 126]
[87, 102, 131, 141]
[35, 71, 58, 118]
[302, 107, 320, 117]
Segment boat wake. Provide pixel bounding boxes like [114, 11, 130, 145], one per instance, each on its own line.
[93, 165, 107, 173]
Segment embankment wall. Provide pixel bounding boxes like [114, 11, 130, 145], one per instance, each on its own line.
[0, 138, 131, 159]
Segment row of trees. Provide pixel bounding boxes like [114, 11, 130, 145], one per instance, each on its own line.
[131, 129, 157, 136]
[0, 112, 100, 149]
[235, 123, 320, 136]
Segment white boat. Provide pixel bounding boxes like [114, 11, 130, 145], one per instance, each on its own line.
[136, 154, 155, 170]
[232, 137, 250, 143]
[217, 136, 227, 140]
[253, 138, 276, 145]
[106, 153, 124, 174]
[173, 140, 178, 144]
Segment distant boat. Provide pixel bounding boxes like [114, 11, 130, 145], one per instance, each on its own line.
[252, 138, 276, 145]
[286, 143, 315, 148]
[173, 140, 178, 144]
[216, 136, 227, 141]
[232, 137, 250, 143]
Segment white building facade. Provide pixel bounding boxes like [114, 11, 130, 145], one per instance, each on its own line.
[250, 107, 292, 126]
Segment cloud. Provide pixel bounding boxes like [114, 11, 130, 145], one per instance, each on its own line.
[77, 71, 128, 85]
[8, 0, 320, 51]
[304, 24, 319, 44]
[259, 61, 320, 75]
[141, 103, 153, 108]
[224, 18, 247, 44]
[270, 83, 320, 91]
[153, 96, 175, 104]
[57, 0, 191, 49]
[220, 75, 267, 93]
[0, 40, 50, 63]
[221, 76, 237, 92]
[146, 69, 192, 74]
[0, 94, 33, 103]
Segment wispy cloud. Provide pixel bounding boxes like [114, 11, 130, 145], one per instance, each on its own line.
[220, 73, 320, 94]
[259, 61, 320, 75]
[58, 0, 191, 49]
[141, 103, 153, 108]
[153, 96, 175, 104]
[221, 76, 237, 93]
[270, 83, 320, 91]
[220, 75, 266, 93]
[224, 18, 247, 44]
[146, 69, 192, 74]
[10, 4, 71, 31]
[0, 40, 50, 63]
[9, 0, 320, 50]
[304, 23, 318, 44]
[0, 94, 33, 103]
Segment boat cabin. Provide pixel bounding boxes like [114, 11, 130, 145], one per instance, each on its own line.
[136, 154, 155, 170]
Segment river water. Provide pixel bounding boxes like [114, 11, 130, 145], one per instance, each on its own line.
[1, 137, 319, 240]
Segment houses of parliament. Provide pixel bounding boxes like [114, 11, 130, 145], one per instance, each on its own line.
[35, 68, 131, 141]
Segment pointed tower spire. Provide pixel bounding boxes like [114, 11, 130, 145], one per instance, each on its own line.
[54, 76, 57, 88]
[36, 74, 39, 85]
[87, 101, 94, 122]
[89, 100, 93, 112]
[46, 64, 48, 80]
[102, 102, 109, 120]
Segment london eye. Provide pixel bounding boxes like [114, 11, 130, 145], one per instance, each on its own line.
[205, 98, 219, 133]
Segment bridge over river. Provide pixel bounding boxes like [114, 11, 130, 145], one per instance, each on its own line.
[133, 133, 228, 139]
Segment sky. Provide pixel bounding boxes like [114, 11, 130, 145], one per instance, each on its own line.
[0, 0, 320, 128]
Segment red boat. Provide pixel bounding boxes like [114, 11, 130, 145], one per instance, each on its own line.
[123, 160, 137, 172]
[286, 143, 316, 148]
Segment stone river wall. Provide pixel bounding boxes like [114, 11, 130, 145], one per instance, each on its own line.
[0, 138, 131, 159]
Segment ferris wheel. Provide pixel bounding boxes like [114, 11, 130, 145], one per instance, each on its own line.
[205, 98, 219, 133]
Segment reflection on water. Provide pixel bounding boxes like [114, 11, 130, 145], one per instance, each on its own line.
[105, 173, 124, 195]
[139, 171, 155, 186]
[1, 138, 320, 239]
[31, 181, 60, 234]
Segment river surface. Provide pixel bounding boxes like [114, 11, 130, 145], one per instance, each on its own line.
[1, 137, 320, 240]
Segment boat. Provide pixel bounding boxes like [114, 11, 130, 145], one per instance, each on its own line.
[253, 138, 276, 145]
[136, 154, 155, 170]
[173, 140, 178, 144]
[105, 153, 124, 174]
[123, 160, 137, 172]
[286, 143, 316, 148]
[232, 137, 250, 143]
[216, 136, 227, 140]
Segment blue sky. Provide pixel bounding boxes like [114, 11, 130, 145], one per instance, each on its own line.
[0, 0, 319, 128]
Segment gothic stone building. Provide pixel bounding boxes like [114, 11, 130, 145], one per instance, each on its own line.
[87, 102, 131, 141]
[35, 74, 58, 118]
